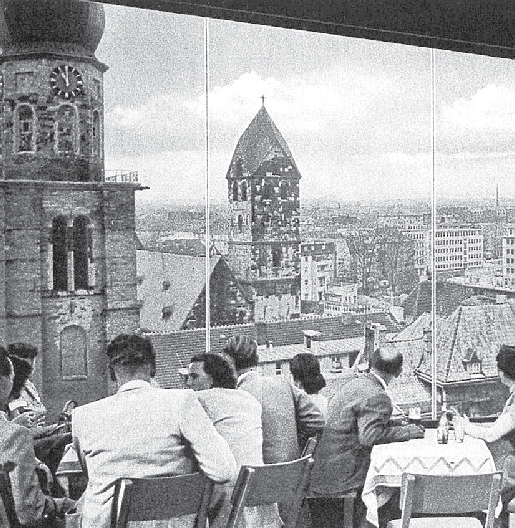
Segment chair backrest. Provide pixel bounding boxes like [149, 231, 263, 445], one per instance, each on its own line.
[0, 468, 21, 528]
[226, 454, 315, 528]
[399, 471, 503, 528]
[301, 432, 321, 458]
[111, 472, 214, 528]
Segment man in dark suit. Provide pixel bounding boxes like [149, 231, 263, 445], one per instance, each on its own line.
[222, 335, 325, 465]
[308, 347, 424, 528]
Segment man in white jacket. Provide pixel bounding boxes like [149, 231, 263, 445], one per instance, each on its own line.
[72, 334, 237, 528]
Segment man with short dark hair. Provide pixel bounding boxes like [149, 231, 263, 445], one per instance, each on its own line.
[222, 335, 325, 464]
[308, 347, 424, 528]
[72, 334, 237, 528]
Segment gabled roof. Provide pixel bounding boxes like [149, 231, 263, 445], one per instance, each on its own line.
[226, 105, 298, 178]
[417, 303, 515, 383]
[137, 250, 219, 332]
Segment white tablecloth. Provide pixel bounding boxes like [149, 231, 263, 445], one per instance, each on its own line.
[362, 429, 497, 527]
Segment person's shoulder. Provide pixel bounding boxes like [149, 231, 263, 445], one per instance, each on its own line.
[0, 419, 32, 445]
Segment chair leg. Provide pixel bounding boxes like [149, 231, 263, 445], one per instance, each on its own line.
[342, 495, 354, 528]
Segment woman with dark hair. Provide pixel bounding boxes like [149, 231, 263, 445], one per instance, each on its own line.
[188, 353, 281, 528]
[455, 344, 515, 527]
[0, 347, 75, 526]
[290, 353, 328, 417]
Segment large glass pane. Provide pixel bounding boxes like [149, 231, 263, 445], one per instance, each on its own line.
[433, 52, 515, 428]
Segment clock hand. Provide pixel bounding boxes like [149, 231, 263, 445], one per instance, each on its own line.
[61, 67, 69, 87]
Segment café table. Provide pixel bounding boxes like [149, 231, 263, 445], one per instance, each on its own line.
[362, 428, 498, 527]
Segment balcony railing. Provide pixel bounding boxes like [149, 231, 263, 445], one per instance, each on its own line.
[104, 170, 139, 183]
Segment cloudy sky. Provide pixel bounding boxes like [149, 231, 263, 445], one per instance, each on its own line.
[96, 5, 515, 206]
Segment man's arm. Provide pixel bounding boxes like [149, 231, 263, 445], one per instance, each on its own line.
[291, 382, 326, 438]
[5, 425, 61, 525]
[179, 392, 237, 483]
[358, 392, 423, 447]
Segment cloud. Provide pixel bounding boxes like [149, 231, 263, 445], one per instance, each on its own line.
[443, 84, 515, 131]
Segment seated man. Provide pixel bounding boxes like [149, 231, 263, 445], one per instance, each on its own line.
[308, 347, 425, 528]
[0, 348, 75, 527]
[72, 334, 237, 528]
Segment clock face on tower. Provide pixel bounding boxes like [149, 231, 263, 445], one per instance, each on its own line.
[50, 65, 83, 99]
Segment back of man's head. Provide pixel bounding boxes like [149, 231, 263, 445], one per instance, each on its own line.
[222, 335, 258, 372]
[106, 334, 156, 380]
[370, 348, 403, 378]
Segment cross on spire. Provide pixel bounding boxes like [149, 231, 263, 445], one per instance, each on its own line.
[261, 94, 265, 107]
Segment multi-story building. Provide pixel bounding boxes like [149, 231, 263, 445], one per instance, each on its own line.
[323, 283, 359, 314]
[378, 213, 431, 277]
[0, 0, 143, 418]
[226, 103, 301, 321]
[300, 242, 336, 304]
[434, 225, 484, 272]
[502, 225, 515, 290]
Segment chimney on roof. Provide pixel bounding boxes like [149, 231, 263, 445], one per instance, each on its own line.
[363, 322, 385, 364]
[303, 330, 322, 353]
[423, 327, 432, 358]
[255, 321, 267, 346]
[266, 340, 273, 349]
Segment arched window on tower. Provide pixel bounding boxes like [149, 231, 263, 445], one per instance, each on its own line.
[52, 216, 68, 292]
[232, 181, 239, 202]
[241, 180, 248, 201]
[56, 105, 76, 154]
[17, 105, 35, 152]
[237, 214, 244, 233]
[92, 110, 100, 157]
[60, 325, 87, 379]
[280, 180, 289, 200]
[73, 216, 89, 291]
[262, 180, 274, 200]
[272, 247, 282, 268]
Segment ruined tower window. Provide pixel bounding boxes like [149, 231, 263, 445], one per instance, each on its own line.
[56, 105, 76, 154]
[61, 325, 87, 379]
[73, 216, 89, 291]
[232, 180, 239, 202]
[280, 181, 289, 200]
[238, 214, 244, 233]
[272, 247, 282, 268]
[17, 105, 35, 152]
[52, 216, 68, 292]
[262, 180, 274, 200]
[241, 180, 248, 201]
[92, 110, 100, 157]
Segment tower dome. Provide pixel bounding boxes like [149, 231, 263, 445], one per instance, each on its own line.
[0, 0, 105, 55]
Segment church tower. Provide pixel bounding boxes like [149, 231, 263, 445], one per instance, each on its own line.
[227, 102, 301, 321]
[0, 0, 143, 417]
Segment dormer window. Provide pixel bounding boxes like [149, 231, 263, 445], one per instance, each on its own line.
[462, 348, 483, 376]
[162, 280, 171, 291]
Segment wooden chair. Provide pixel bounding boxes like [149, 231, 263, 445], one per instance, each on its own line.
[386, 471, 503, 528]
[225, 454, 315, 528]
[110, 472, 214, 528]
[0, 468, 21, 528]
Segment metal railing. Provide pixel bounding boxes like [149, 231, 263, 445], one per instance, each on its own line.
[104, 170, 139, 183]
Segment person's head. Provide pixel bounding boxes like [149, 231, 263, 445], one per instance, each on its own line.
[290, 353, 326, 395]
[188, 353, 236, 391]
[370, 348, 403, 382]
[7, 343, 38, 372]
[106, 334, 156, 385]
[9, 355, 33, 400]
[0, 348, 14, 407]
[496, 344, 515, 385]
[222, 335, 258, 373]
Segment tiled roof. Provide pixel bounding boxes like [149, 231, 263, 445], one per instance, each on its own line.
[257, 336, 367, 363]
[417, 303, 515, 383]
[227, 105, 298, 178]
[402, 279, 475, 319]
[257, 313, 400, 347]
[137, 251, 219, 332]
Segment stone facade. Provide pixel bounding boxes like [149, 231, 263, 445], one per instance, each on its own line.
[0, 1, 142, 419]
[227, 105, 301, 321]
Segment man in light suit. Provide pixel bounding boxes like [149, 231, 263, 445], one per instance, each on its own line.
[308, 347, 425, 528]
[222, 335, 325, 464]
[72, 334, 237, 528]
